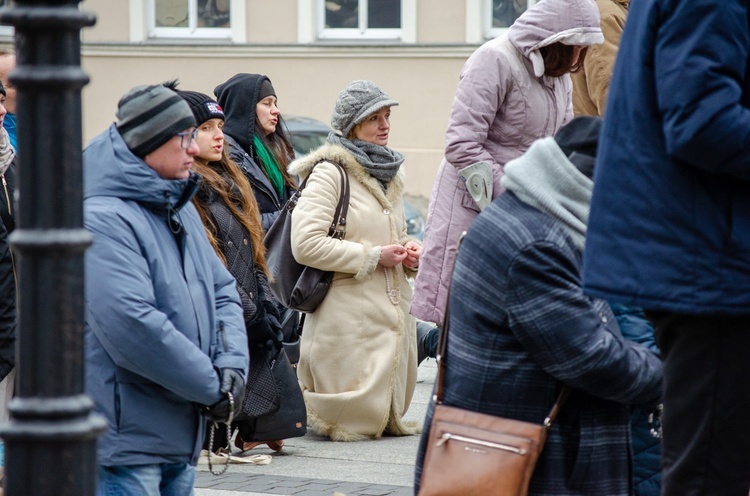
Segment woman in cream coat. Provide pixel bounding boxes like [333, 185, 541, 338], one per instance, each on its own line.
[289, 80, 421, 441]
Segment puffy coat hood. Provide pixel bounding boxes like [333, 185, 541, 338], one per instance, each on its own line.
[214, 73, 268, 157]
[84, 124, 200, 213]
[509, 0, 604, 77]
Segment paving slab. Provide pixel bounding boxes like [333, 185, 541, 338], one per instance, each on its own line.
[195, 360, 436, 496]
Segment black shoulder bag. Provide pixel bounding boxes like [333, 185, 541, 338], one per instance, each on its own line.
[264, 160, 350, 313]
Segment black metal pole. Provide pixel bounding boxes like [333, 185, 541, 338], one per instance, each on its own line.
[0, 2, 104, 495]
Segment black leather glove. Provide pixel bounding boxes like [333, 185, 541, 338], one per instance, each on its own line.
[202, 368, 245, 423]
[249, 300, 284, 349]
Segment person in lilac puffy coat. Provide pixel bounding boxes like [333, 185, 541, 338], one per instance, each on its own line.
[411, 0, 603, 330]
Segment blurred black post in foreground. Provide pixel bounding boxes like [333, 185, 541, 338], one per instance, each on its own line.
[0, 1, 105, 494]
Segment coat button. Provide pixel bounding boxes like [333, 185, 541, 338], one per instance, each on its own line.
[383, 208, 390, 215]
[600, 313, 608, 323]
[243, 238, 248, 245]
[227, 241, 233, 247]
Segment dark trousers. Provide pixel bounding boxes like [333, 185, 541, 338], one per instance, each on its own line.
[650, 313, 750, 496]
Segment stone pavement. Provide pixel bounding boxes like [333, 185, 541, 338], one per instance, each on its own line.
[194, 359, 436, 496]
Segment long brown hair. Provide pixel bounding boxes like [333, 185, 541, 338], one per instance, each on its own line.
[541, 43, 588, 78]
[192, 147, 269, 276]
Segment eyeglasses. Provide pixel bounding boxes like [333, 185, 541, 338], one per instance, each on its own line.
[176, 129, 198, 149]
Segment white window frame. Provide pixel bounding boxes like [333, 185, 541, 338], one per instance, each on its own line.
[313, 0, 416, 43]
[0, 0, 13, 38]
[466, 0, 536, 43]
[129, 0, 246, 42]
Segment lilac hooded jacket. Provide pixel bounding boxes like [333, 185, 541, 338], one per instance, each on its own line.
[411, 0, 603, 325]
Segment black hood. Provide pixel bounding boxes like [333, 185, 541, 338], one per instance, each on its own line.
[214, 73, 269, 157]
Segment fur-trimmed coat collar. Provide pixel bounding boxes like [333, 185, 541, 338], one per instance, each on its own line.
[289, 143, 406, 210]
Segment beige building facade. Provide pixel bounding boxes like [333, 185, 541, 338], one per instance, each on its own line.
[1, 0, 536, 197]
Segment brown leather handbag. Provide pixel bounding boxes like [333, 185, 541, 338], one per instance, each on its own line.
[419, 238, 570, 496]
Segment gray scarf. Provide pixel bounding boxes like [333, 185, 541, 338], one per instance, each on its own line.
[327, 132, 404, 184]
[500, 137, 592, 250]
[0, 128, 13, 176]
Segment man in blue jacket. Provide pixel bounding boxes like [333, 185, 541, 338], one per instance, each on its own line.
[583, 1, 750, 494]
[83, 84, 249, 495]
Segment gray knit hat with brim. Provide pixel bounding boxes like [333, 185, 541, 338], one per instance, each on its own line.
[116, 84, 196, 158]
[331, 80, 399, 137]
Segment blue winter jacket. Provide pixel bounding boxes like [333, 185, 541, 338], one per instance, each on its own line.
[610, 304, 662, 496]
[83, 125, 248, 466]
[583, 0, 750, 313]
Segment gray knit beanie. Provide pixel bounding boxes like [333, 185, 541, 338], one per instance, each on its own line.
[330, 80, 399, 137]
[116, 84, 196, 158]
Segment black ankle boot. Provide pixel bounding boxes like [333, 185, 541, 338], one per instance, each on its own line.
[417, 322, 439, 365]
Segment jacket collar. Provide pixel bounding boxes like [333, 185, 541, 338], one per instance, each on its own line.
[289, 143, 405, 209]
[83, 124, 201, 213]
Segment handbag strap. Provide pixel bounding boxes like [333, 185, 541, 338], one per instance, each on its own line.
[295, 160, 350, 240]
[433, 233, 570, 430]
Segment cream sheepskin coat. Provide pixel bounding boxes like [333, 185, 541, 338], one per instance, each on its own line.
[288, 143, 420, 441]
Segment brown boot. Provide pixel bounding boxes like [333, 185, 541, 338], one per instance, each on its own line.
[233, 434, 262, 452]
[266, 440, 284, 451]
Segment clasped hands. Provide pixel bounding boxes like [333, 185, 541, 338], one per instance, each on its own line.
[201, 367, 246, 423]
[379, 240, 422, 269]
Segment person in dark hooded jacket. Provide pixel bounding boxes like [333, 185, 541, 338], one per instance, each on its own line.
[0, 79, 16, 482]
[414, 117, 662, 495]
[213, 73, 296, 232]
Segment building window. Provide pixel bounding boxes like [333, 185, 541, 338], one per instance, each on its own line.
[318, 0, 405, 41]
[485, 0, 536, 39]
[148, 0, 233, 39]
[0, 0, 12, 38]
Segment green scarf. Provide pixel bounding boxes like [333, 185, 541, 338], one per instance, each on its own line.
[253, 135, 284, 198]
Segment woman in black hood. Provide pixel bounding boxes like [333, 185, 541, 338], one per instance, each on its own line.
[214, 73, 297, 231]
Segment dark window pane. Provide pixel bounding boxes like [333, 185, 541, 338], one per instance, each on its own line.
[155, 0, 189, 28]
[492, 0, 525, 29]
[198, 0, 230, 28]
[368, 0, 400, 29]
[326, 0, 358, 29]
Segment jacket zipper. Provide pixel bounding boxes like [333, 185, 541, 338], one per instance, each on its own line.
[219, 320, 228, 351]
[1, 173, 16, 287]
[544, 79, 557, 134]
[240, 154, 281, 210]
[435, 432, 528, 455]
[1, 174, 10, 218]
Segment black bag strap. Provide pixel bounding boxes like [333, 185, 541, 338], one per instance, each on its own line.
[433, 232, 570, 429]
[293, 160, 350, 240]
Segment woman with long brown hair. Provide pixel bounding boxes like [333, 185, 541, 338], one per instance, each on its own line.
[169, 84, 287, 453]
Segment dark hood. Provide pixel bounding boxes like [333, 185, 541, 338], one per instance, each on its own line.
[213, 73, 269, 157]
